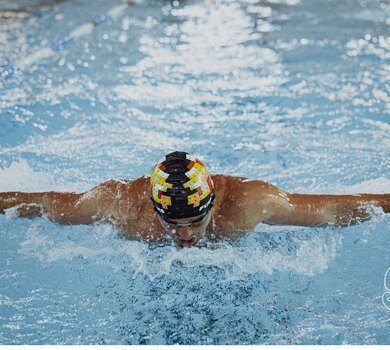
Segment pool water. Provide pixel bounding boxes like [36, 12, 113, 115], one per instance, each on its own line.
[1, 0, 390, 344]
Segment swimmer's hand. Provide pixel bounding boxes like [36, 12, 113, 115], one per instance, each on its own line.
[238, 180, 390, 228]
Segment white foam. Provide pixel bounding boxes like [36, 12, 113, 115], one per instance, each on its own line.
[0, 160, 55, 192]
[16, 219, 343, 279]
[0, 160, 90, 192]
[4, 206, 19, 220]
[131, 232, 342, 279]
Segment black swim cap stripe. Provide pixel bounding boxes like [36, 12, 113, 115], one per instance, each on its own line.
[151, 151, 214, 220]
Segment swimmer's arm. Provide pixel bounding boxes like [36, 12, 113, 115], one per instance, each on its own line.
[243, 180, 389, 227]
[267, 192, 389, 227]
[0, 180, 118, 224]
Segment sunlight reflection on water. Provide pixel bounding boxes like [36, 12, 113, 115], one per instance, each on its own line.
[0, 0, 389, 344]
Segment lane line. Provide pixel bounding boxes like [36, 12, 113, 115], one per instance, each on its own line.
[1, 1, 139, 80]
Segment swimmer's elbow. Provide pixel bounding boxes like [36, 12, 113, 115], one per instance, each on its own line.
[43, 191, 99, 225]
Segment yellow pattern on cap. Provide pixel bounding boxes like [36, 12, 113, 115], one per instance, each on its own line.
[184, 159, 212, 207]
[151, 164, 173, 205]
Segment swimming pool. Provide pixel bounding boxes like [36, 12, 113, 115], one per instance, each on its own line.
[1, 0, 390, 344]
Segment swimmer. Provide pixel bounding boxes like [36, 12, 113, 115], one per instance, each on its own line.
[0, 151, 389, 247]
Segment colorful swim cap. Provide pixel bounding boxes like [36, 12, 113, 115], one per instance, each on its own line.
[150, 151, 215, 220]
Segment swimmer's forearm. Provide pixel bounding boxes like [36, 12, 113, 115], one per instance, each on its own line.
[0, 181, 120, 225]
[283, 193, 390, 227]
[0, 192, 46, 217]
[0, 191, 97, 224]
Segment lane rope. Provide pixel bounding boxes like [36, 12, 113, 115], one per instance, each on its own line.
[1, 1, 138, 80]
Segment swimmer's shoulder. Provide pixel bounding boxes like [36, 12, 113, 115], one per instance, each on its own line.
[210, 174, 279, 214]
[211, 174, 273, 194]
[98, 176, 150, 190]
[97, 176, 151, 201]
[210, 175, 281, 233]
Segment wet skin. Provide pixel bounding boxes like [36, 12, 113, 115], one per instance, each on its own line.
[0, 174, 389, 247]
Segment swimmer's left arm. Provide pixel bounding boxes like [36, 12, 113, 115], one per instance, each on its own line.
[0, 179, 119, 225]
[241, 180, 390, 227]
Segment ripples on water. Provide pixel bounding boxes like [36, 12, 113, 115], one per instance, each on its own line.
[0, 0, 390, 344]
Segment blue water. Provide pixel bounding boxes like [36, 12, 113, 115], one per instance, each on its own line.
[1, 0, 390, 344]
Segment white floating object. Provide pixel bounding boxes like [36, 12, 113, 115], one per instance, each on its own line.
[69, 22, 95, 39]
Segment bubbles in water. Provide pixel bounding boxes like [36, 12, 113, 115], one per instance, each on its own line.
[1, 0, 389, 344]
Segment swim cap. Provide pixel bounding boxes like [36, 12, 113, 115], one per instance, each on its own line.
[150, 151, 215, 220]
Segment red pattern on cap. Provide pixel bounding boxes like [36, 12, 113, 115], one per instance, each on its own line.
[187, 160, 195, 169]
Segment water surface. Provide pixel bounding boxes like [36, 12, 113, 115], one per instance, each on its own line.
[0, 0, 390, 344]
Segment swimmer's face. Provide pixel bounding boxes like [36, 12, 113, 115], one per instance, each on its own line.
[158, 210, 212, 248]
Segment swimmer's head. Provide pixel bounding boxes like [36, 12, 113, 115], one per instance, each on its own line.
[150, 151, 215, 245]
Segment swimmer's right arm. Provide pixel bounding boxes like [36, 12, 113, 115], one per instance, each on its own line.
[0, 180, 119, 224]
